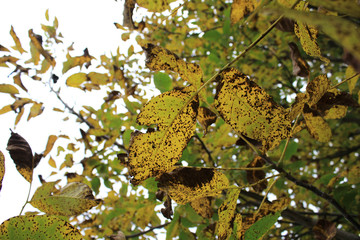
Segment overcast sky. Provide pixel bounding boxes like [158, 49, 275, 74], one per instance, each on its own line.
[0, 0, 132, 224]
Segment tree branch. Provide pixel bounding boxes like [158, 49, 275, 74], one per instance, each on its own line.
[193, 134, 216, 167]
[125, 223, 170, 239]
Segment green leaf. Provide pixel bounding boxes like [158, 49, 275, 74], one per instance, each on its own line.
[154, 72, 172, 93]
[91, 177, 101, 195]
[244, 211, 281, 240]
[0, 215, 82, 240]
[203, 30, 222, 42]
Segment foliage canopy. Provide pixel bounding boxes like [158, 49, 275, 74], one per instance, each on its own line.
[1, 0, 360, 239]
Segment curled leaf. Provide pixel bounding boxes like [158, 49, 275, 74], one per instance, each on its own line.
[6, 131, 40, 182]
[30, 182, 101, 216]
[214, 67, 291, 150]
[288, 42, 310, 78]
[127, 86, 198, 185]
[158, 167, 229, 204]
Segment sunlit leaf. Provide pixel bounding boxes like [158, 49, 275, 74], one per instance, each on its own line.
[214, 67, 291, 150]
[0, 151, 4, 192]
[231, 0, 260, 24]
[137, 0, 170, 12]
[143, 43, 203, 90]
[15, 107, 24, 126]
[0, 55, 18, 66]
[10, 26, 26, 54]
[28, 29, 56, 67]
[6, 131, 40, 182]
[126, 86, 198, 185]
[303, 104, 332, 142]
[27, 102, 43, 121]
[0, 84, 19, 94]
[66, 72, 87, 88]
[0, 105, 12, 115]
[0, 215, 82, 239]
[30, 182, 101, 216]
[44, 135, 58, 157]
[48, 156, 57, 168]
[158, 167, 229, 205]
[217, 188, 240, 240]
[88, 72, 109, 85]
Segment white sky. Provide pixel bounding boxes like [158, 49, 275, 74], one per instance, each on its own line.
[0, 0, 135, 225]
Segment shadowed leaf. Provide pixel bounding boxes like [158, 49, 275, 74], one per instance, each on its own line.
[303, 104, 332, 142]
[6, 131, 40, 182]
[197, 107, 217, 135]
[0, 151, 4, 192]
[313, 219, 337, 240]
[306, 75, 330, 108]
[127, 86, 198, 185]
[158, 167, 229, 204]
[217, 188, 240, 240]
[246, 156, 267, 192]
[30, 182, 101, 216]
[307, 0, 360, 18]
[345, 66, 359, 94]
[0, 215, 82, 239]
[214, 67, 291, 150]
[288, 42, 310, 78]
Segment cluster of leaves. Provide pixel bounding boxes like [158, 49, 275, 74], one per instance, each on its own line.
[1, 0, 360, 239]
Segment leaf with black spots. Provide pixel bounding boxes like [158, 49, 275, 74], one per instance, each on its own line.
[246, 156, 267, 192]
[231, 0, 260, 24]
[0, 151, 4, 192]
[143, 43, 203, 90]
[6, 131, 40, 182]
[303, 104, 332, 143]
[190, 197, 213, 218]
[214, 67, 291, 151]
[217, 189, 240, 240]
[0, 215, 82, 239]
[126, 86, 198, 185]
[123, 0, 136, 29]
[158, 167, 229, 205]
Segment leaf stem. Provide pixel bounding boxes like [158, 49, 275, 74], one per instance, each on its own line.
[255, 176, 280, 215]
[330, 72, 359, 89]
[19, 177, 33, 216]
[184, 165, 270, 171]
[278, 113, 300, 167]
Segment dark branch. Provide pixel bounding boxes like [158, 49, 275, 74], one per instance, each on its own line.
[193, 134, 216, 167]
[125, 223, 170, 239]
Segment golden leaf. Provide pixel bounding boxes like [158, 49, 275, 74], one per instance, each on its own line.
[27, 102, 43, 121]
[346, 66, 359, 94]
[66, 73, 87, 88]
[10, 26, 26, 54]
[305, 74, 330, 108]
[214, 67, 291, 150]
[62, 48, 93, 73]
[197, 106, 217, 135]
[231, 0, 261, 24]
[190, 197, 213, 218]
[137, 0, 170, 12]
[158, 167, 229, 205]
[28, 29, 56, 67]
[13, 73, 27, 92]
[44, 135, 58, 157]
[0, 84, 19, 94]
[217, 188, 240, 240]
[143, 43, 203, 90]
[127, 86, 198, 185]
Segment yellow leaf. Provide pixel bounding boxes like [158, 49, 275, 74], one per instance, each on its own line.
[10, 26, 26, 54]
[66, 72, 87, 87]
[288, 92, 308, 121]
[217, 188, 240, 240]
[30, 182, 101, 216]
[143, 43, 203, 90]
[137, 0, 170, 12]
[0, 151, 4, 192]
[11, 98, 32, 110]
[62, 48, 93, 73]
[127, 86, 198, 185]
[306, 75, 330, 107]
[0, 55, 18, 66]
[190, 197, 213, 218]
[0, 44, 10, 52]
[88, 72, 108, 85]
[27, 102, 43, 121]
[28, 29, 56, 67]
[214, 68, 291, 150]
[13, 73, 27, 92]
[231, 0, 261, 24]
[307, 0, 360, 18]
[0, 105, 12, 115]
[15, 107, 24, 126]
[158, 167, 229, 204]
[0, 215, 82, 239]
[48, 156, 57, 168]
[346, 66, 359, 94]
[44, 135, 58, 157]
[0, 84, 19, 94]
[303, 104, 332, 142]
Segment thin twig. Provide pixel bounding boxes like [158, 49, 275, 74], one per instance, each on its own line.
[255, 176, 280, 215]
[184, 165, 270, 171]
[330, 72, 359, 89]
[193, 134, 216, 167]
[125, 223, 170, 239]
